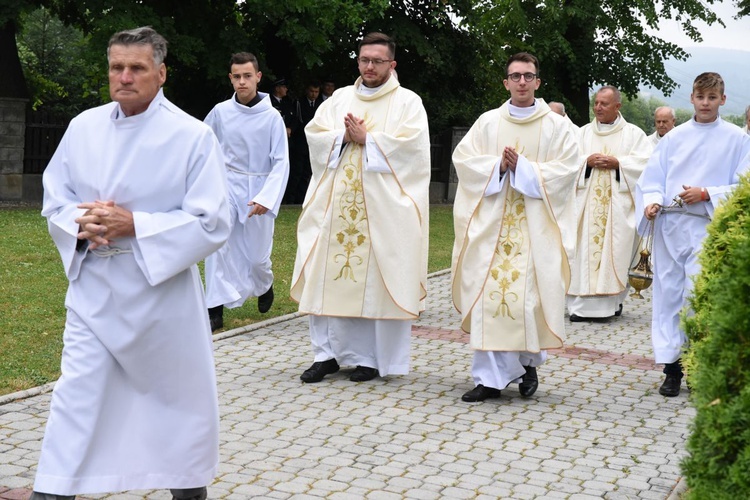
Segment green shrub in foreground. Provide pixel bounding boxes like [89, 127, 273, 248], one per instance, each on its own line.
[682, 174, 750, 499]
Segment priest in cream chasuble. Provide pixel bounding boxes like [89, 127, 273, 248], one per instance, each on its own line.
[453, 101, 578, 353]
[291, 33, 430, 382]
[568, 87, 652, 320]
[451, 51, 578, 402]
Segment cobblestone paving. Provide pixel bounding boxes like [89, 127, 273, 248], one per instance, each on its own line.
[0, 271, 692, 499]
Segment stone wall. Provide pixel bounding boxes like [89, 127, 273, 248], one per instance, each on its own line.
[0, 98, 27, 201]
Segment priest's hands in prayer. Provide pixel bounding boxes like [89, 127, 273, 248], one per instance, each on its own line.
[76, 200, 135, 249]
[247, 201, 269, 218]
[344, 113, 366, 145]
[586, 153, 620, 170]
[501, 146, 518, 173]
[678, 184, 710, 205]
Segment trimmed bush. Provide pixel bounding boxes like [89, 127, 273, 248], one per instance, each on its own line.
[682, 174, 750, 499]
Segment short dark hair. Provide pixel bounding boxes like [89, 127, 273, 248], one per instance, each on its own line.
[693, 72, 724, 95]
[229, 52, 259, 72]
[108, 26, 168, 66]
[307, 80, 321, 90]
[358, 32, 396, 59]
[506, 52, 539, 76]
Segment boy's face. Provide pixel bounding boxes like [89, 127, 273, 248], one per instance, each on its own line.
[690, 87, 726, 124]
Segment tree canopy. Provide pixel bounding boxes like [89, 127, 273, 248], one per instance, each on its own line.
[4, 0, 746, 131]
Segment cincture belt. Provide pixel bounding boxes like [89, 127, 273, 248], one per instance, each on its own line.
[226, 165, 269, 176]
[90, 247, 134, 257]
[659, 206, 710, 220]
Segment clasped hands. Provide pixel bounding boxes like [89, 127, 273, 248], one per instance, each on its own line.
[343, 113, 366, 145]
[644, 184, 709, 220]
[76, 200, 135, 249]
[500, 146, 519, 174]
[586, 153, 619, 170]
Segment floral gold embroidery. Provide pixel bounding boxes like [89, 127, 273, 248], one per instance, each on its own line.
[590, 154, 612, 273]
[489, 189, 526, 319]
[333, 145, 367, 281]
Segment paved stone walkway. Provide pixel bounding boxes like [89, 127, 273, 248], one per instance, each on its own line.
[0, 271, 692, 499]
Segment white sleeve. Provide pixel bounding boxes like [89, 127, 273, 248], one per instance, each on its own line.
[328, 133, 346, 169]
[484, 159, 506, 197]
[509, 154, 542, 199]
[363, 133, 392, 173]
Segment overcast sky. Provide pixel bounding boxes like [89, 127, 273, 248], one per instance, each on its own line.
[653, 1, 749, 52]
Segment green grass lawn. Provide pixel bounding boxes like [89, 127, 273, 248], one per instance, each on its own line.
[0, 204, 455, 396]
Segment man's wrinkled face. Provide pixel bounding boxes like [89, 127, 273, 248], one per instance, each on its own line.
[108, 43, 166, 116]
[593, 89, 621, 124]
[654, 109, 675, 137]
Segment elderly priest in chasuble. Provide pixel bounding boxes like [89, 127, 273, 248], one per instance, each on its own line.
[291, 32, 430, 384]
[452, 52, 579, 403]
[568, 86, 652, 321]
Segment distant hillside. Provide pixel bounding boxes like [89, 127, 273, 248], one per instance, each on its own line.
[640, 47, 750, 116]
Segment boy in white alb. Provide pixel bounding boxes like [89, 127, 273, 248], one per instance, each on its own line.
[204, 52, 289, 330]
[636, 72, 750, 397]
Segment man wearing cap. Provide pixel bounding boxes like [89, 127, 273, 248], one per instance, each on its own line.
[270, 77, 296, 139]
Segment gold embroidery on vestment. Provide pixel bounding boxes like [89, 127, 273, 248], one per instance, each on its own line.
[489, 189, 526, 319]
[590, 147, 612, 273]
[334, 145, 367, 281]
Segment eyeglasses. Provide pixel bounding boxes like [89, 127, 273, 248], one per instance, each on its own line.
[357, 57, 393, 66]
[507, 72, 538, 82]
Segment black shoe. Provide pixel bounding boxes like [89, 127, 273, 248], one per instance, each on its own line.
[659, 374, 682, 397]
[30, 493, 76, 500]
[350, 365, 379, 382]
[570, 314, 610, 323]
[519, 366, 539, 397]
[258, 285, 274, 313]
[170, 487, 207, 500]
[461, 384, 501, 402]
[300, 359, 340, 383]
[208, 305, 223, 331]
[614, 303, 623, 317]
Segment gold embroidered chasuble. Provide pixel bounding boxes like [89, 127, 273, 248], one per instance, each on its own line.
[569, 114, 652, 297]
[452, 100, 579, 352]
[291, 76, 431, 319]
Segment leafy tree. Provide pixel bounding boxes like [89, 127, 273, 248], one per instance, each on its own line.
[17, 7, 101, 114]
[460, 0, 726, 125]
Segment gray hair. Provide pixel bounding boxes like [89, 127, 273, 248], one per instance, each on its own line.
[107, 26, 168, 66]
[745, 104, 750, 119]
[596, 85, 621, 103]
[549, 101, 566, 116]
[654, 106, 676, 120]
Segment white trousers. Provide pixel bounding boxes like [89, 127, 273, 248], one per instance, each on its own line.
[309, 316, 411, 376]
[651, 213, 706, 364]
[471, 350, 547, 390]
[567, 289, 628, 318]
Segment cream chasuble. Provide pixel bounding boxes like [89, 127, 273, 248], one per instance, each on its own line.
[569, 115, 652, 297]
[291, 76, 430, 319]
[452, 100, 579, 352]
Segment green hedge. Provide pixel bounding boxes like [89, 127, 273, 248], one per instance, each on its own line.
[682, 174, 750, 499]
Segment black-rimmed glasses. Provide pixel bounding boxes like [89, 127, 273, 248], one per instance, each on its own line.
[507, 72, 538, 82]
